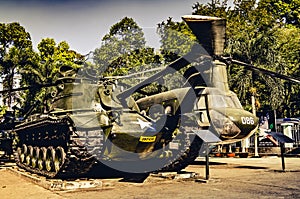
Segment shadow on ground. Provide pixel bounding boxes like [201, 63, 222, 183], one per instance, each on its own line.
[82, 162, 150, 183]
[234, 165, 268, 169]
[0, 157, 15, 167]
[191, 160, 228, 166]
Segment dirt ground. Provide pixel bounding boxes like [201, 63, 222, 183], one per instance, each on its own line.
[1, 156, 300, 199]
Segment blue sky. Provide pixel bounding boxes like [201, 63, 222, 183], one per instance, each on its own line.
[0, 0, 214, 54]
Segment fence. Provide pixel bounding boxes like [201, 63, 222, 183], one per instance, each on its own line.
[276, 122, 300, 147]
[247, 118, 300, 149]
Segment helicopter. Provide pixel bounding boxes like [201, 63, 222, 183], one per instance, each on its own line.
[0, 15, 298, 178]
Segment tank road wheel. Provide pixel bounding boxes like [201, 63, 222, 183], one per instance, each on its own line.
[17, 147, 22, 162]
[52, 147, 66, 173]
[31, 147, 39, 168]
[45, 147, 54, 172]
[38, 147, 47, 171]
[20, 144, 27, 163]
[25, 146, 33, 166]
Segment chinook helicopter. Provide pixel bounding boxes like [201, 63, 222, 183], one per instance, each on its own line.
[0, 15, 299, 178]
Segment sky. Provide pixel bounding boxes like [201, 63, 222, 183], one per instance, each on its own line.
[0, 0, 214, 55]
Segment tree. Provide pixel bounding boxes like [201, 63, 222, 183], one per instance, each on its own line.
[93, 17, 147, 76]
[192, 0, 228, 19]
[273, 25, 300, 117]
[0, 22, 34, 107]
[21, 38, 84, 112]
[257, 0, 300, 27]
[157, 17, 197, 62]
[31, 39, 83, 83]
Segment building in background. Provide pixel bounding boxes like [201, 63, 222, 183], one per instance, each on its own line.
[0, 73, 22, 110]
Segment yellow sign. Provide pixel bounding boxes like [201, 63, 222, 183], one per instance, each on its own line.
[139, 136, 156, 142]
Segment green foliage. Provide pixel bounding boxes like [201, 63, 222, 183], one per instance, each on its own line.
[0, 22, 34, 107]
[32, 39, 83, 83]
[274, 25, 300, 117]
[0, 21, 84, 114]
[20, 38, 84, 112]
[257, 0, 300, 27]
[93, 17, 147, 75]
[156, 18, 200, 91]
[192, 0, 229, 18]
[157, 17, 197, 62]
[93, 17, 165, 99]
[0, 105, 8, 116]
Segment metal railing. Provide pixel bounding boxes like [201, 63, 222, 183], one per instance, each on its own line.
[275, 123, 300, 147]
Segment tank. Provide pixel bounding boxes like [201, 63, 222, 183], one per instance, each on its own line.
[4, 65, 205, 178]
[0, 15, 267, 178]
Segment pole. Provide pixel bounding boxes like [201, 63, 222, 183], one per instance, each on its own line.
[254, 133, 259, 157]
[241, 139, 246, 153]
[205, 143, 210, 180]
[280, 142, 285, 171]
[274, 110, 277, 133]
[252, 95, 259, 157]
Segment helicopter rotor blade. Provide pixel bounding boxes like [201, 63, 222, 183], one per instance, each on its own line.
[103, 66, 166, 79]
[116, 45, 205, 101]
[220, 57, 300, 84]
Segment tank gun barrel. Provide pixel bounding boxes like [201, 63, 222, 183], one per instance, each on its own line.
[0, 83, 55, 94]
[0, 79, 69, 95]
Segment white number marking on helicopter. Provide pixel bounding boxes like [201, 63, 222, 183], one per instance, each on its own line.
[241, 117, 255, 125]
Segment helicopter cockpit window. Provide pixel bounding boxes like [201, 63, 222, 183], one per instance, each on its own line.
[229, 94, 243, 109]
[194, 95, 210, 126]
[208, 94, 242, 109]
[196, 95, 207, 110]
[209, 95, 226, 108]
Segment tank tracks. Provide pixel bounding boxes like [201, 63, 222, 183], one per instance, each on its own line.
[11, 115, 203, 178]
[12, 115, 104, 179]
